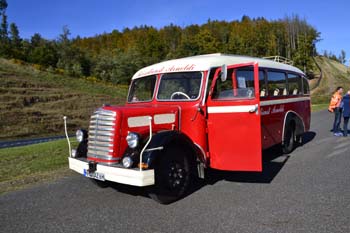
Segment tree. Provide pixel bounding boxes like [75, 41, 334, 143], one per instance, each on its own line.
[9, 22, 22, 58]
[339, 50, 346, 64]
[0, 0, 8, 40]
[0, 0, 7, 11]
[0, 0, 9, 56]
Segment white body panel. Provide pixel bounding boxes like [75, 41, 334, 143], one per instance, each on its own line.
[132, 53, 304, 79]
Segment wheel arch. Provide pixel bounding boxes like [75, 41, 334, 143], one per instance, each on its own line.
[143, 131, 202, 169]
[282, 110, 305, 144]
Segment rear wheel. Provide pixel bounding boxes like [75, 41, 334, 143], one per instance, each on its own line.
[282, 123, 295, 154]
[149, 145, 193, 204]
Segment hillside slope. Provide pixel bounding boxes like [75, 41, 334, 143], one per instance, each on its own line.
[0, 59, 128, 140]
[310, 56, 350, 103]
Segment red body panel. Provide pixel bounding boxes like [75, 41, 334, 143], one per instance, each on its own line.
[207, 63, 262, 171]
[86, 61, 310, 173]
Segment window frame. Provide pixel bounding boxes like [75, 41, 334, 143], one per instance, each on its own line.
[127, 75, 157, 103]
[156, 71, 204, 102]
[211, 66, 256, 101]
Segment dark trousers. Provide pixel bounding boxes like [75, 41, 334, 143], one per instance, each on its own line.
[332, 107, 342, 133]
[344, 117, 349, 136]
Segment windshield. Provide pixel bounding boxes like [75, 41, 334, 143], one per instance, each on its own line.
[157, 72, 203, 101]
[128, 75, 156, 102]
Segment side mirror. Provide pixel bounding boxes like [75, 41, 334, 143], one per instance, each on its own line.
[220, 64, 227, 82]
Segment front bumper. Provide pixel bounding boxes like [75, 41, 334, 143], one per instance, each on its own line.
[68, 157, 155, 186]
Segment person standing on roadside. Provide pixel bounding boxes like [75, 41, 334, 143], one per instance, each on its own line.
[328, 86, 343, 136]
[341, 90, 350, 137]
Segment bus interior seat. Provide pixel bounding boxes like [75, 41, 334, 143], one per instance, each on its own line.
[283, 88, 287, 96]
[260, 89, 266, 97]
[273, 89, 280, 96]
[293, 88, 298, 95]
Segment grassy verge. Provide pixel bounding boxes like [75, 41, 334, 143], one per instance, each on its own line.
[311, 103, 328, 112]
[0, 139, 77, 194]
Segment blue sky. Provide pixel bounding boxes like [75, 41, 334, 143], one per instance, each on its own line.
[6, 0, 350, 63]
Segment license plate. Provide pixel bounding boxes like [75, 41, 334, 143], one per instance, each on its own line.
[83, 169, 105, 181]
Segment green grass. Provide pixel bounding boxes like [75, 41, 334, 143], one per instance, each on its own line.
[0, 139, 76, 193]
[311, 56, 350, 105]
[311, 103, 328, 112]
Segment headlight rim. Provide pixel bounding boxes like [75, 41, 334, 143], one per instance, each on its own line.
[126, 132, 139, 149]
[76, 129, 87, 143]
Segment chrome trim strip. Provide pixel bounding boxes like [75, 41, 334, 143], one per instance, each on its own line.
[88, 147, 113, 153]
[90, 120, 115, 126]
[88, 141, 113, 148]
[144, 146, 164, 152]
[89, 126, 115, 131]
[90, 116, 116, 121]
[87, 154, 118, 161]
[89, 131, 114, 137]
[208, 105, 257, 113]
[94, 110, 116, 116]
[260, 97, 310, 106]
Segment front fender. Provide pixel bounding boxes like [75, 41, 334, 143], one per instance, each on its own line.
[143, 131, 195, 168]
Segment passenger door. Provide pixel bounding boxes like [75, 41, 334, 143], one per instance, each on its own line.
[207, 62, 262, 171]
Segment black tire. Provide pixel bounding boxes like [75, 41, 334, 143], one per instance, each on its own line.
[148, 145, 193, 204]
[90, 179, 109, 188]
[282, 123, 295, 154]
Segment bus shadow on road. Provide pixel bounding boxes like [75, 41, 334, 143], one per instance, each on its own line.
[105, 131, 316, 202]
[201, 131, 316, 186]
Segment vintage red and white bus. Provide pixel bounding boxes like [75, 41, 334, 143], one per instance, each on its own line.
[66, 53, 310, 203]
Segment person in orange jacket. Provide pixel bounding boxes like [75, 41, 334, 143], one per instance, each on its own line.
[329, 86, 344, 136]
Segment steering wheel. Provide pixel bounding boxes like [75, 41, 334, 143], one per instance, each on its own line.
[170, 91, 191, 100]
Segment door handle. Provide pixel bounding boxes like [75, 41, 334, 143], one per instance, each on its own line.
[249, 104, 258, 113]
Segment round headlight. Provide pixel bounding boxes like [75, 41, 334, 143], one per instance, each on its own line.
[126, 132, 139, 148]
[122, 156, 133, 168]
[76, 129, 85, 142]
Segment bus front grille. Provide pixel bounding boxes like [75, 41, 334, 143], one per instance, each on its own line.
[87, 109, 118, 163]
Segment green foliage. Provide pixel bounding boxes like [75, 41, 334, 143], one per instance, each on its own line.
[0, 0, 322, 85]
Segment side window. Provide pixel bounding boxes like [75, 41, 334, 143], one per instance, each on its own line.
[267, 71, 287, 96]
[212, 69, 234, 99]
[211, 66, 255, 99]
[302, 77, 310, 94]
[235, 68, 255, 98]
[288, 73, 302, 95]
[259, 70, 266, 97]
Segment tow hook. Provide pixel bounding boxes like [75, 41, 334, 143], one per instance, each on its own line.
[88, 161, 97, 173]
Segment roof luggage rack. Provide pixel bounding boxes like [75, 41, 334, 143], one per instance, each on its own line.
[263, 56, 294, 65]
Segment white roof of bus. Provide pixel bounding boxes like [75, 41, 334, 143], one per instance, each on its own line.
[132, 53, 304, 79]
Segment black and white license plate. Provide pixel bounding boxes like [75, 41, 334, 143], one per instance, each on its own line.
[83, 169, 105, 181]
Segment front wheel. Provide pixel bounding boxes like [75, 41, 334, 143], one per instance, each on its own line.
[148, 145, 193, 204]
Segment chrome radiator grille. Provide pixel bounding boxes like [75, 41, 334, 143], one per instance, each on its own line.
[87, 109, 117, 162]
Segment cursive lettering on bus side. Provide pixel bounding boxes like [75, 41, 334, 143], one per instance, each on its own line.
[261, 105, 285, 115]
[137, 64, 196, 77]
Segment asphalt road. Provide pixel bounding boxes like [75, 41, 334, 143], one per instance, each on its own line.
[1, 110, 349, 233]
[0, 135, 73, 149]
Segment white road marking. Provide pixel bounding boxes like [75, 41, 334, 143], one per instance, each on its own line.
[326, 147, 349, 159]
